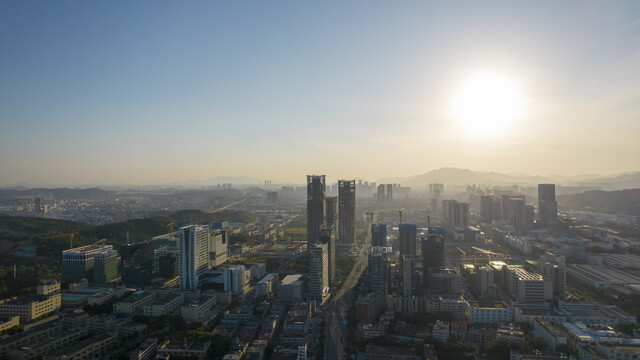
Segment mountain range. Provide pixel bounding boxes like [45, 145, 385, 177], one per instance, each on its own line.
[378, 168, 640, 190]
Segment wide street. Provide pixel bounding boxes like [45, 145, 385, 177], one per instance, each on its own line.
[324, 233, 371, 360]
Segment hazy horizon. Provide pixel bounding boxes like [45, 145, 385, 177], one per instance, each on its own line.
[2, 1, 639, 186]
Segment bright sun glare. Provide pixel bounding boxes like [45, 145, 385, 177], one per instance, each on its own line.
[453, 72, 523, 135]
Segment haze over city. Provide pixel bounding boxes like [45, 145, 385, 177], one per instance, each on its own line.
[2, 1, 640, 186]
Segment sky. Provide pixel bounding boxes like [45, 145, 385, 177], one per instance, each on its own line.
[1, 1, 639, 186]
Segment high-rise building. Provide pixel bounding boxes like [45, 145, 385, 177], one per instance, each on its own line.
[325, 196, 337, 229]
[430, 268, 462, 295]
[538, 253, 566, 300]
[398, 224, 417, 266]
[403, 254, 422, 297]
[442, 200, 469, 228]
[386, 184, 393, 204]
[508, 197, 527, 234]
[179, 224, 210, 290]
[308, 243, 329, 301]
[377, 184, 385, 205]
[62, 244, 119, 284]
[93, 249, 120, 284]
[338, 180, 356, 244]
[34, 197, 42, 214]
[368, 247, 391, 295]
[320, 225, 336, 286]
[208, 229, 228, 267]
[538, 184, 558, 227]
[371, 224, 387, 247]
[307, 175, 326, 249]
[476, 265, 496, 298]
[422, 234, 445, 291]
[224, 265, 249, 295]
[267, 191, 278, 205]
[503, 265, 552, 304]
[480, 195, 493, 223]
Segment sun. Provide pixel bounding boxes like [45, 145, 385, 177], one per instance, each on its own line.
[452, 71, 523, 135]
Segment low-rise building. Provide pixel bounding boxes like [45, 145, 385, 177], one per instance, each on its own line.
[256, 273, 279, 299]
[468, 301, 512, 324]
[128, 337, 158, 360]
[41, 334, 116, 360]
[0, 294, 61, 323]
[142, 292, 184, 317]
[113, 290, 155, 315]
[533, 318, 567, 351]
[181, 296, 216, 323]
[157, 340, 211, 360]
[364, 344, 419, 360]
[278, 275, 305, 302]
[496, 323, 525, 345]
[433, 321, 450, 343]
[0, 316, 20, 333]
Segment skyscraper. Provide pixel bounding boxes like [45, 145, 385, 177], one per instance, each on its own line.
[480, 195, 493, 223]
[338, 180, 356, 244]
[538, 253, 566, 300]
[309, 242, 328, 301]
[208, 229, 228, 267]
[386, 184, 393, 203]
[307, 175, 326, 249]
[403, 254, 422, 297]
[371, 224, 387, 247]
[442, 200, 469, 228]
[179, 224, 210, 290]
[368, 247, 391, 295]
[34, 197, 42, 214]
[377, 184, 385, 205]
[538, 184, 558, 227]
[325, 196, 337, 229]
[422, 234, 445, 291]
[320, 225, 336, 285]
[224, 265, 249, 295]
[508, 197, 527, 234]
[398, 224, 417, 268]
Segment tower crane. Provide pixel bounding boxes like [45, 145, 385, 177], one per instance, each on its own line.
[398, 208, 405, 225]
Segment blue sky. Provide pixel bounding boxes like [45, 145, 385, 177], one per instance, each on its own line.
[1, 1, 639, 185]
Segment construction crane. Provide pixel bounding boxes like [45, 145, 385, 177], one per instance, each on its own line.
[457, 247, 467, 262]
[66, 233, 77, 249]
[94, 238, 107, 249]
[398, 208, 405, 225]
[166, 222, 175, 233]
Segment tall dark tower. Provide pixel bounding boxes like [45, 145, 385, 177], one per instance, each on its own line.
[480, 195, 493, 223]
[386, 184, 393, 203]
[377, 184, 385, 205]
[371, 224, 387, 247]
[325, 196, 337, 229]
[538, 184, 557, 227]
[307, 175, 326, 249]
[422, 233, 445, 291]
[398, 224, 417, 268]
[338, 180, 356, 244]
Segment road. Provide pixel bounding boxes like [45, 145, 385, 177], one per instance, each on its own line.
[324, 234, 371, 360]
[212, 197, 250, 213]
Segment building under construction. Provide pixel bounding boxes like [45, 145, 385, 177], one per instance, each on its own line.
[62, 244, 120, 285]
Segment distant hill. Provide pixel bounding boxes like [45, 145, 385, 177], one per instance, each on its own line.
[378, 167, 554, 187]
[378, 167, 640, 189]
[557, 189, 640, 216]
[0, 187, 114, 198]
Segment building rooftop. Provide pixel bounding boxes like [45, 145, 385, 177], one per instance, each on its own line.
[280, 275, 304, 286]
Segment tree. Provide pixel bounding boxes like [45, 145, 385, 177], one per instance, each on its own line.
[527, 336, 547, 352]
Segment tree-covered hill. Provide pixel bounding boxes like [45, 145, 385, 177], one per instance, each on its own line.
[557, 189, 640, 216]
